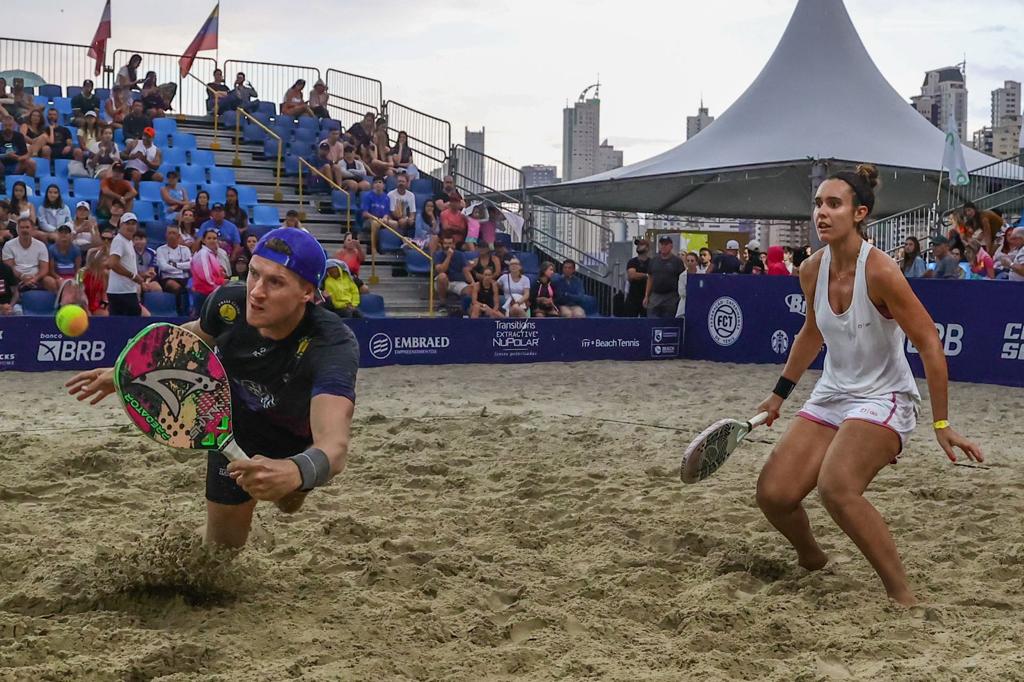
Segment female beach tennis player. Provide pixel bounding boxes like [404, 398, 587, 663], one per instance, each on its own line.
[754, 164, 983, 606]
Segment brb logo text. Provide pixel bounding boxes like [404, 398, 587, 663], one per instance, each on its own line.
[37, 339, 106, 362]
[707, 297, 743, 346]
[905, 323, 963, 357]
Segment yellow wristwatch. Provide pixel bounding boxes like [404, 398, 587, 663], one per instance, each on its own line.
[933, 420, 950, 430]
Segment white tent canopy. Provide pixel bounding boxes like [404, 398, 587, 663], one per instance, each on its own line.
[530, 0, 999, 219]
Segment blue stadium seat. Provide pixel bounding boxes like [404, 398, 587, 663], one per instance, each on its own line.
[292, 128, 317, 145]
[94, 87, 111, 100]
[152, 118, 178, 139]
[411, 178, 434, 194]
[50, 98, 72, 115]
[257, 101, 276, 117]
[72, 178, 101, 201]
[580, 295, 600, 317]
[132, 202, 157, 222]
[296, 117, 319, 131]
[517, 251, 540, 278]
[37, 177, 70, 198]
[52, 158, 71, 178]
[494, 232, 512, 247]
[157, 163, 179, 179]
[251, 205, 279, 227]
[261, 138, 281, 159]
[4, 174, 36, 194]
[284, 154, 303, 176]
[138, 181, 164, 204]
[202, 183, 227, 205]
[273, 116, 297, 131]
[162, 147, 187, 167]
[141, 223, 166, 248]
[247, 224, 274, 239]
[320, 119, 341, 132]
[170, 133, 197, 151]
[331, 190, 353, 213]
[358, 293, 386, 318]
[378, 227, 404, 253]
[33, 95, 50, 106]
[404, 247, 431, 275]
[21, 290, 56, 315]
[209, 167, 236, 185]
[234, 185, 258, 206]
[190, 149, 216, 167]
[179, 165, 208, 185]
[221, 110, 238, 130]
[28, 195, 43, 211]
[385, 176, 398, 192]
[244, 122, 268, 144]
[113, 128, 125, 146]
[288, 140, 314, 158]
[66, 86, 83, 98]
[143, 291, 178, 316]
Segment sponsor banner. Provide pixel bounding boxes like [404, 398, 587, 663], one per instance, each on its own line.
[0, 316, 684, 372]
[685, 275, 1024, 388]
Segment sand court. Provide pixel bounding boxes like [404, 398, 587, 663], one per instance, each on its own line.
[1, 360, 1022, 680]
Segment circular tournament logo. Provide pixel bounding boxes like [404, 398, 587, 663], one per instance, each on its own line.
[368, 332, 393, 360]
[707, 297, 743, 347]
[218, 301, 239, 323]
[771, 329, 789, 355]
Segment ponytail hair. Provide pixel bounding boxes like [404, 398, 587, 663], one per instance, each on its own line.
[829, 163, 880, 236]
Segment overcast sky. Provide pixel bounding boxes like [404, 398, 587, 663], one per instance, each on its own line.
[14, 0, 1024, 175]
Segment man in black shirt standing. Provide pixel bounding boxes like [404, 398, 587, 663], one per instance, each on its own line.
[644, 235, 685, 319]
[623, 238, 650, 317]
[67, 228, 359, 548]
[712, 239, 742, 274]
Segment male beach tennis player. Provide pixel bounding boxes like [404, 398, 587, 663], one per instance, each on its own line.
[754, 164, 983, 606]
[67, 228, 358, 548]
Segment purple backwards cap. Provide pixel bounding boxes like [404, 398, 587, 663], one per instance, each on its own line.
[252, 227, 327, 286]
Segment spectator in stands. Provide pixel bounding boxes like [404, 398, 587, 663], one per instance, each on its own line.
[900, 236, 926, 278]
[281, 80, 314, 118]
[676, 252, 699, 318]
[140, 72, 171, 117]
[232, 232, 257, 279]
[0, 251, 20, 315]
[193, 190, 211, 225]
[20, 108, 49, 158]
[71, 79, 100, 117]
[413, 199, 441, 253]
[132, 228, 162, 293]
[765, 245, 789, 275]
[201, 202, 242, 258]
[124, 126, 163, 183]
[961, 202, 1002, 255]
[0, 200, 12, 242]
[792, 244, 811, 270]
[176, 207, 199, 250]
[99, 163, 137, 215]
[104, 86, 131, 129]
[469, 242, 503, 284]
[226, 72, 259, 113]
[100, 198, 125, 234]
[8, 181, 36, 227]
[1, 113, 37, 177]
[335, 233, 365, 276]
[623, 238, 650, 317]
[741, 239, 764, 275]
[388, 173, 417, 236]
[6, 78, 41, 122]
[48, 223, 82, 283]
[281, 209, 308, 232]
[160, 170, 190, 222]
[309, 80, 330, 119]
[531, 262, 560, 318]
[696, 247, 712, 274]
[75, 111, 101, 161]
[0, 78, 11, 114]
[465, 203, 484, 248]
[335, 145, 370, 194]
[82, 226, 113, 316]
[223, 187, 249, 235]
[122, 100, 152, 146]
[389, 131, 418, 179]
[206, 69, 230, 113]
[965, 238, 995, 279]
[367, 119, 395, 176]
[470, 267, 503, 319]
[319, 131, 344, 183]
[434, 175, 457, 212]
[924, 236, 960, 279]
[322, 259, 362, 318]
[643, 236, 685, 319]
[156, 225, 192, 315]
[365, 142, 394, 178]
[782, 246, 796, 274]
[71, 201, 98, 250]
[361, 176, 392, 247]
[497, 257, 530, 318]
[190, 227, 227, 311]
[440, 192, 469, 247]
[43, 107, 74, 162]
[712, 239, 742, 274]
[37, 184, 71, 241]
[348, 112, 375, 148]
[996, 227, 1024, 281]
[116, 54, 145, 90]
[3, 217, 55, 293]
[554, 259, 586, 318]
[433, 235, 473, 306]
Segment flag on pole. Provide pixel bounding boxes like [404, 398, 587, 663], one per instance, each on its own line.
[179, 4, 220, 78]
[87, 0, 111, 77]
[941, 111, 971, 186]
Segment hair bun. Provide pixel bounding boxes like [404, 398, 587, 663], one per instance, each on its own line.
[855, 163, 879, 190]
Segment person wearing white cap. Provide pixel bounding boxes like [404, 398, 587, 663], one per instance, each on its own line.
[308, 79, 330, 119]
[105, 211, 144, 316]
[712, 239, 742, 274]
[742, 239, 764, 275]
[71, 201, 99, 250]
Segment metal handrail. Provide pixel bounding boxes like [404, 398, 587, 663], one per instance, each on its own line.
[295, 157, 351, 232]
[383, 100, 451, 160]
[364, 215, 435, 316]
[187, 73, 222, 150]
[234, 108, 283, 202]
[325, 67, 383, 112]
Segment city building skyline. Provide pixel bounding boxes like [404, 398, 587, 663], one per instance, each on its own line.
[686, 101, 715, 140]
[911, 65, 968, 141]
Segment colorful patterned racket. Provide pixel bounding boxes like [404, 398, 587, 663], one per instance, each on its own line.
[680, 412, 768, 484]
[113, 322, 249, 462]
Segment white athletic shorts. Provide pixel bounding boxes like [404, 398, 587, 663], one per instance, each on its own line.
[797, 392, 919, 453]
[447, 281, 469, 295]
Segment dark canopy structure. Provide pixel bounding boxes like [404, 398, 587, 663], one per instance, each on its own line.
[530, 0, 998, 219]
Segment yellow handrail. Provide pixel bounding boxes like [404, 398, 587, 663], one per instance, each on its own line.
[295, 157, 351, 232]
[186, 73, 221, 150]
[234, 108, 283, 202]
[365, 214, 435, 317]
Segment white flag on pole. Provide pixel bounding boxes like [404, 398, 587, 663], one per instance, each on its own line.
[941, 111, 970, 186]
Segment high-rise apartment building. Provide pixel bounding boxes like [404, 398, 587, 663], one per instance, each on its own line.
[992, 81, 1020, 126]
[686, 101, 714, 140]
[562, 93, 621, 181]
[910, 65, 968, 140]
[522, 164, 559, 187]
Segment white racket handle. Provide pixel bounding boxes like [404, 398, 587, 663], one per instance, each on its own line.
[748, 412, 770, 429]
[220, 437, 251, 462]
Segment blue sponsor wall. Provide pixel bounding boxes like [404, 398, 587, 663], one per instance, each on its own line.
[685, 274, 1024, 388]
[0, 316, 684, 372]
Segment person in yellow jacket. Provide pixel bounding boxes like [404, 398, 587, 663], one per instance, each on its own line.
[322, 258, 362, 318]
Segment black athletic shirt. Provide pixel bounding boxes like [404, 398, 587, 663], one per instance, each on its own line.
[199, 282, 359, 458]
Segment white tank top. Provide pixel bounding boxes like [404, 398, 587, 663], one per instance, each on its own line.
[811, 240, 920, 401]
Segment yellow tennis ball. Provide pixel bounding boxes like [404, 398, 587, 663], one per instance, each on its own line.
[56, 304, 89, 337]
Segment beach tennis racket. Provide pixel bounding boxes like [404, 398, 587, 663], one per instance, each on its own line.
[113, 322, 249, 462]
[680, 412, 769, 484]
